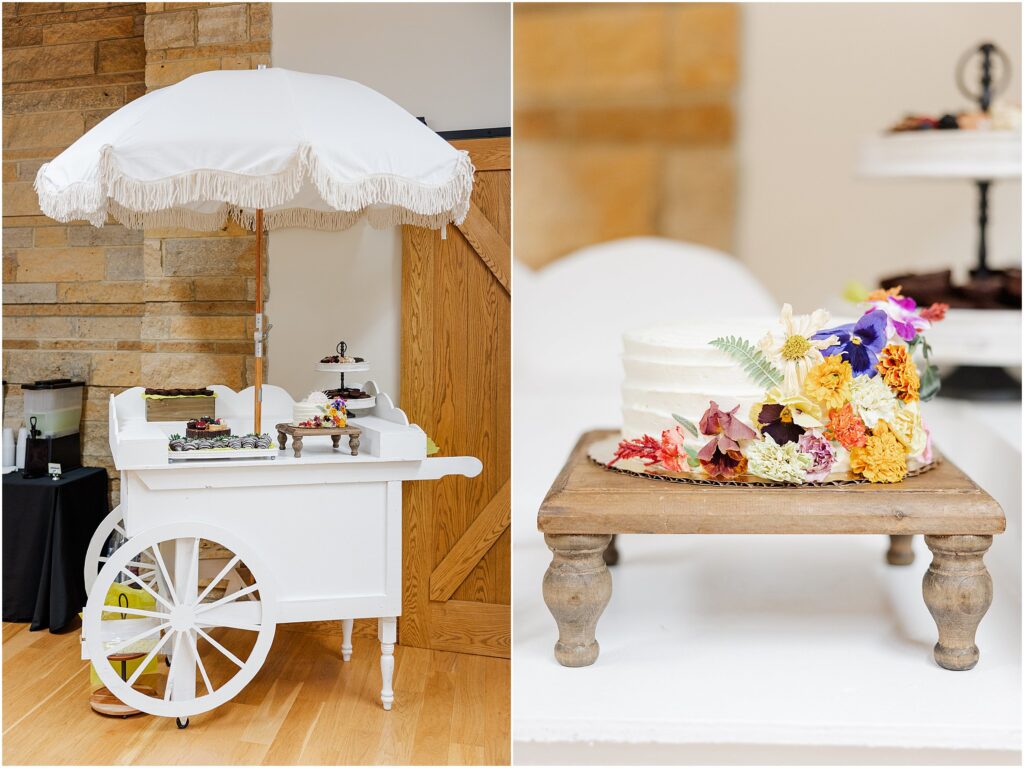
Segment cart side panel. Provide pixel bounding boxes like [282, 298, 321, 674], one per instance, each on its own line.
[121, 473, 401, 620]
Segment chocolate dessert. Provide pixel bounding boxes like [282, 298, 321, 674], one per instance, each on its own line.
[169, 433, 273, 452]
[881, 268, 1022, 310]
[323, 387, 370, 401]
[145, 387, 215, 397]
[185, 417, 231, 440]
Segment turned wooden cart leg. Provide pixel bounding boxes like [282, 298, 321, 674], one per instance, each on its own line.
[292, 435, 303, 459]
[340, 619, 353, 662]
[542, 533, 612, 667]
[923, 535, 994, 671]
[378, 616, 396, 710]
[886, 534, 914, 565]
[603, 534, 620, 566]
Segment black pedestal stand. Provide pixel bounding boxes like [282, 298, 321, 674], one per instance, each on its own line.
[938, 42, 1019, 402]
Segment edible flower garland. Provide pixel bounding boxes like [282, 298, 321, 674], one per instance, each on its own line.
[611, 290, 947, 484]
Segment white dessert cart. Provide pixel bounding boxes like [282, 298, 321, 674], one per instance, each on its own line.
[81, 383, 480, 728]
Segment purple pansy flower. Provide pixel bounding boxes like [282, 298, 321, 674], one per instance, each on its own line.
[811, 309, 887, 377]
[871, 295, 930, 342]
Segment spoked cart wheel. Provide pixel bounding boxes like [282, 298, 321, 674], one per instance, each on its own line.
[83, 522, 277, 724]
[84, 506, 255, 671]
[84, 505, 162, 595]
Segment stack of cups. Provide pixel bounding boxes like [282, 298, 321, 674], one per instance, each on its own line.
[2, 428, 14, 468]
[15, 427, 28, 470]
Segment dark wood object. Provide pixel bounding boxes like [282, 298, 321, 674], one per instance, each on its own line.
[275, 423, 361, 459]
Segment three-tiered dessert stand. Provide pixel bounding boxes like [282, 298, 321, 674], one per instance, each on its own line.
[316, 340, 376, 415]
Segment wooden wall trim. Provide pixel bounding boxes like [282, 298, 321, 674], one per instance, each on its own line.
[429, 480, 510, 602]
[429, 600, 510, 658]
[456, 203, 511, 296]
[450, 137, 509, 171]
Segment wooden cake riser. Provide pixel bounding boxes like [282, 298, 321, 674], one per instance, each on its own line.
[276, 423, 361, 459]
[538, 430, 1005, 672]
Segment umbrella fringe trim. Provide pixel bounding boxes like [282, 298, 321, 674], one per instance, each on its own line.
[34, 146, 474, 232]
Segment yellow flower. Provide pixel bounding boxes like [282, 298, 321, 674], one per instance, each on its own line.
[849, 420, 908, 483]
[803, 357, 852, 410]
[876, 344, 920, 403]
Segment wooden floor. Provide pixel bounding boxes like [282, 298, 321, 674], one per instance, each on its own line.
[2, 622, 510, 765]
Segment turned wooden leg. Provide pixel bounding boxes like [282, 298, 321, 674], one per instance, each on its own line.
[542, 533, 612, 667]
[331, 434, 341, 449]
[378, 617, 396, 710]
[277, 430, 287, 451]
[923, 535, 993, 671]
[340, 618, 353, 662]
[349, 434, 360, 455]
[292, 435, 303, 459]
[886, 534, 914, 565]
[602, 534, 620, 566]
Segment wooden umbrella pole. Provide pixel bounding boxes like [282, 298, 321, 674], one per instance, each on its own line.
[254, 208, 264, 434]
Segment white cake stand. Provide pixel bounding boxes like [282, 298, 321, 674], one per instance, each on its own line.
[317, 341, 376, 412]
[857, 42, 1022, 400]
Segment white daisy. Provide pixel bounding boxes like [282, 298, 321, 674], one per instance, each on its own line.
[759, 304, 838, 397]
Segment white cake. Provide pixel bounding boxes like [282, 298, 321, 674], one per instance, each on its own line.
[621, 322, 768, 441]
[614, 303, 937, 483]
[292, 391, 328, 426]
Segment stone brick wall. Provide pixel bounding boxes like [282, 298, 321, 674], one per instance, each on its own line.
[514, 3, 738, 268]
[3, 2, 270, 506]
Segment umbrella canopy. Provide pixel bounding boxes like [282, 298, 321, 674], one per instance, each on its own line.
[34, 67, 475, 436]
[34, 67, 473, 232]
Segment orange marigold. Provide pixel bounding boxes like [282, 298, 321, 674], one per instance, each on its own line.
[825, 403, 867, 449]
[804, 356, 852, 410]
[876, 344, 920, 402]
[866, 285, 903, 302]
[849, 420, 908, 483]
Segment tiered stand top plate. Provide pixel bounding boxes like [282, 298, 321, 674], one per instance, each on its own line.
[538, 430, 1005, 536]
[316, 362, 370, 373]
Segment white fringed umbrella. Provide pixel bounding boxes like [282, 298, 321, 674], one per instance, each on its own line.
[35, 67, 474, 431]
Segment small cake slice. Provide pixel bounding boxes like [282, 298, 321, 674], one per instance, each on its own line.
[185, 417, 230, 439]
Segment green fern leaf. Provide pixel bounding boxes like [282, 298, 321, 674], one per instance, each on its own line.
[708, 336, 783, 390]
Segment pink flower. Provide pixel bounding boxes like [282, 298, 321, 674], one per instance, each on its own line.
[659, 426, 688, 472]
[870, 296, 930, 342]
[698, 401, 757, 479]
[797, 430, 836, 481]
[700, 401, 757, 443]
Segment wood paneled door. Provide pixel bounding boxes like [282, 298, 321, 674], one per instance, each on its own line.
[400, 137, 510, 658]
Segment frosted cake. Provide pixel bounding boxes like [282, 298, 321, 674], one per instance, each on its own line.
[612, 291, 948, 484]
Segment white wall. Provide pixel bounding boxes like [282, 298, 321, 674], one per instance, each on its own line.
[738, 3, 1021, 313]
[268, 2, 511, 402]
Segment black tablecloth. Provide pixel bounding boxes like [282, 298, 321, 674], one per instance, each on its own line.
[3, 467, 109, 631]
